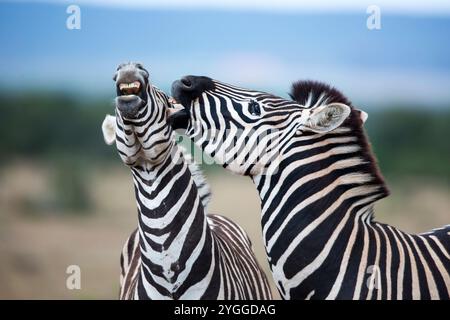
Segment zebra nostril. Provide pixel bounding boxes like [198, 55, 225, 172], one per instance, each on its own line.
[181, 77, 192, 88]
[171, 76, 214, 106]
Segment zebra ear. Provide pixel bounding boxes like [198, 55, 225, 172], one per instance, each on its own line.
[102, 114, 116, 145]
[358, 109, 368, 123]
[303, 103, 351, 133]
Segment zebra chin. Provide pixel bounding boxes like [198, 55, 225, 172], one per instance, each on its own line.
[167, 107, 190, 130]
[115, 95, 146, 119]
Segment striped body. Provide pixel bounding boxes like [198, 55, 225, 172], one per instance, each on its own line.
[256, 162, 450, 299]
[119, 213, 272, 300]
[170, 77, 450, 299]
[111, 64, 271, 300]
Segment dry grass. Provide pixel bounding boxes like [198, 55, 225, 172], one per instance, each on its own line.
[0, 162, 448, 299]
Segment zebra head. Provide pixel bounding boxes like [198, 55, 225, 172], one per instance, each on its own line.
[114, 62, 149, 119]
[102, 62, 174, 166]
[170, 77, 365, 176]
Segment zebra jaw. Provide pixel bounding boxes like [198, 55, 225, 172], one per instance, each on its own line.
[167, 101, 190, 129]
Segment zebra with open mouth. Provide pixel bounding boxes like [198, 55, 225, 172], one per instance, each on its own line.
[102, 63, 272, 300]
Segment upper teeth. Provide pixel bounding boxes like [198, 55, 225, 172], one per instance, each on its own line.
[119, 82, 140, 90]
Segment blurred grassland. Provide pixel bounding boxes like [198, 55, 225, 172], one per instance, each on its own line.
[0, 91, 449, 299]
[0, 162, 448, 299]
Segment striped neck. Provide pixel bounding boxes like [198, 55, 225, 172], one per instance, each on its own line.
[253, 124, 389, 224]
[256, 126, 388, 196]
[116, 85, 216, 298]
[131, 145, 214, 299]
[251, 125, 389, 297]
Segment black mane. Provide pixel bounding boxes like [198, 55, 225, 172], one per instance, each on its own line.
[290, 80, 352, 107]
[290, 80, 390, 199]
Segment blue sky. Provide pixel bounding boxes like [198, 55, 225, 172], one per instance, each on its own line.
[1, 1, 450, 107]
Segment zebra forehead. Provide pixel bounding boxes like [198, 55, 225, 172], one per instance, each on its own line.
[290, 80, 353, 109]
[116, 61, 145, 70]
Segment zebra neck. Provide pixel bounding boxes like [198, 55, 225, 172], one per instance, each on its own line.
[249, 134, 389, 298]
[252, 132, 389, 230]
[130, 147, 214, 293]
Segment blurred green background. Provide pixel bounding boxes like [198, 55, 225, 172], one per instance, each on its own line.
[0, 1, 449, 299]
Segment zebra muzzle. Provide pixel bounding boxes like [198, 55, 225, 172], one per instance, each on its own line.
[115, 95, 145, 119]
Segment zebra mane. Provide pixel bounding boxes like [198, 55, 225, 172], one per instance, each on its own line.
[178, 145, 212, 211]
[289, 80, 352, 107]
[290, 80, 390, 198]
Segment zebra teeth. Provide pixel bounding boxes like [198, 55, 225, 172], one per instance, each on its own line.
[119, 81, 141, 94]
[168, 97, 178, 104]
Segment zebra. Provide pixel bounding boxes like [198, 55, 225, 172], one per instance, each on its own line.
[169, 76, 450, 299]
[101, 63, 272, 300]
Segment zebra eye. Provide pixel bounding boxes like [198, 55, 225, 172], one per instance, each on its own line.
[248, 100, 261, 116]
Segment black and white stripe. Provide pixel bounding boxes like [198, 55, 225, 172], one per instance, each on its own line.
[170, 77, 450, 299]
[107, 63, 272, 300]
